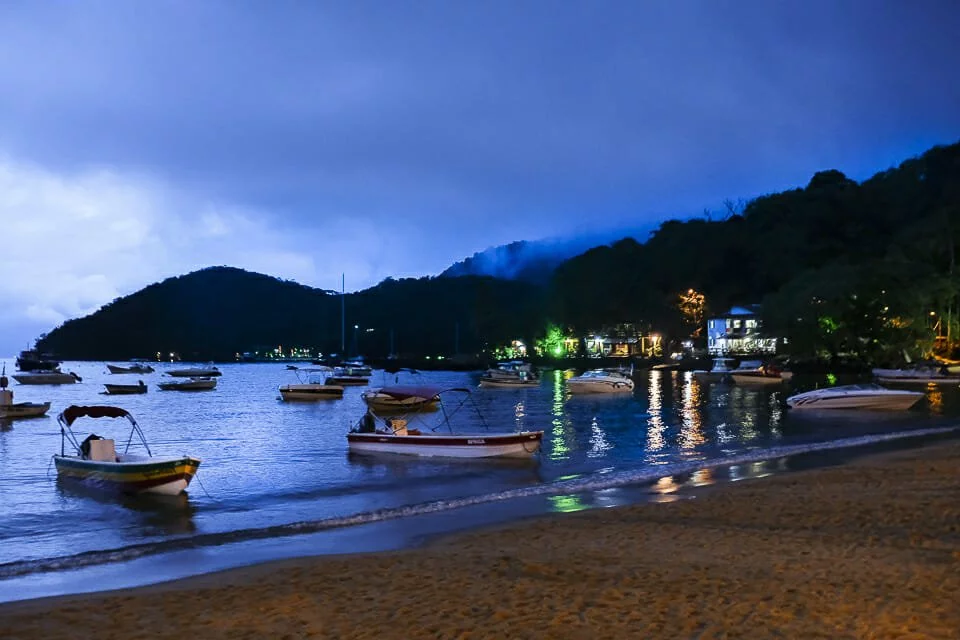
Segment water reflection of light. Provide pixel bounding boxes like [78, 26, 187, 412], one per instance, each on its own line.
[652, 475, 679, 493]
[678, 376, 704, 449]
[514, 400, 525, 431]
[768, 393, 783, 436]
[646, 370, 667, 452]
[548, 494, 588, 513]
[550, 369, 571, 459]
[689, 468, 714, 487]
[588, 416, 611, 458]
[926, 383, 943, 415]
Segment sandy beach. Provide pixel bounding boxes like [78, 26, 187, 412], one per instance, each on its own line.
[2, 440, 958, 639]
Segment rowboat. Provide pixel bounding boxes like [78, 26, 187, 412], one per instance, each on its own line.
[12, 370, 81, 385]
[158, 377, 217, 391]
[279, 368, 343, 401]
[104, 381, 148, 395]
[361, 385, 441, 413]
[348, 387, 543, 459]
[54, 405, 201, 495]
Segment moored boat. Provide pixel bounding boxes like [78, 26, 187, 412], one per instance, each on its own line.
[158, 377, 217, 391]
[107, 363, 155, 374]
[166, 364, 221, 377]
[348, 387, 543, 459]
[279, 368, 344, 401]
[872, 365, 958, 384]
[12, 369, 81, 385]
[54, 405, 201, 495]
[361, 385, 441, 413]
[479, 361, 539, 388]
[730, 361, 791, 384]
[15, 348, 60, 372]
[326, 366, 370, 386]
[691, 357, 737, 381]
[786, 384, 923, 411]
[566, 369, 635, 394]
[0, 367, 50, 419]
[104, 381, 148, 395]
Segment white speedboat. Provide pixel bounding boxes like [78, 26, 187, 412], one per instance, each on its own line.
[566, 369, 634, 394]
[361, 385, 441, 413]
[348, 387, 543, 459]
[326, 366, 370, 386]
[279, 368, 343, 401]
[872, 366, 957, 384]
[786, 384, 923, 411]
[107, 363, 155, 374]
[158, 377, 217, 391]
[479, 361, 539, 388]
[54, 405, 200, 495]
[12, 370, 81, 385]
[691, 357, 737, 381]
[167, 364, 221, 377]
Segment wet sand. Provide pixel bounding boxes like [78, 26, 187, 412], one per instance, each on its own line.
[2, 441, 959, 639]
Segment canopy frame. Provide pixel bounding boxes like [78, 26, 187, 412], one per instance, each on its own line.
[57, 405, 153, 458]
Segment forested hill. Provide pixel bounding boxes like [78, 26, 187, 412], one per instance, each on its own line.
[550, 140, 960, 363]
[37, 139, 960, 365]
[37, 268, 543, 361]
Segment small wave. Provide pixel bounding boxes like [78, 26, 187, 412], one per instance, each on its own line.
[1, 426, 955, 580]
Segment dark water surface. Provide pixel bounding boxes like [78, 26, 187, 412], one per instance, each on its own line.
[1, 362, 958, 600]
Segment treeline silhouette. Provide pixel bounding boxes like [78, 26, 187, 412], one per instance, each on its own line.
[38, 140, 960, 365]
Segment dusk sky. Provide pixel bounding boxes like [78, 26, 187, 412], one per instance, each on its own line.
[1, 0, 959, 355]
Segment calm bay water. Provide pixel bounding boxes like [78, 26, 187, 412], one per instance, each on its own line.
[1, 361, 958, 585]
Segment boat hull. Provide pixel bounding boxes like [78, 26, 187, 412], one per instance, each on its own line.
[12, 373, 78, 385]
[567, 380, 634, 394]
[478, 378, 539, 388]
[361, 394, 439, 413]
[167, 368, 221, 377]
[279, 384, 344, 401]
[787, 392, 922, 411]
[158, 379, 217, 391]
[874, 376, 957, 385]
[731, 374, 783, 384]
[104, 384, 148, 395]
[53, 455, 201, 495]
[326, 376, 369, 386]
[0, 402, 51, 419]
[347, 431, 543, 458]
[107, 364, 155, 374]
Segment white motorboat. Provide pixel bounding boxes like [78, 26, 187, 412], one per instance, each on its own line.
[326, 366, 370, 386]
[12, 369, 81, 385]
[479, 361, 539, 388]
[167, 364, 221, 377]
[872, 366, 957, 384]
[348, 387, 543, 459]
[0, 368, 50, 419]
[566, 369, 635, 394]
[107, 363, 155, 374]
[730, 361, 792, 384]
[340, 360, 373, 377]
[54, 405, 200, 495]
[691, 357, 737, 381]
[279, 368, 344, 401]
[361, 385, 441, 413]
[158, 377, 217, 391]
[786, 384, 923, 411]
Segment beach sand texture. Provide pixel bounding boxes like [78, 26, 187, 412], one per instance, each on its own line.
[2, 440, 958, 639]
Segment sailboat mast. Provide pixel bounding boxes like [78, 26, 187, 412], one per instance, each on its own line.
[340, 273, 345, 355]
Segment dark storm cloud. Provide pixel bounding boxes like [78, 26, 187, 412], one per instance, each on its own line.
[1, 0, 959, 351]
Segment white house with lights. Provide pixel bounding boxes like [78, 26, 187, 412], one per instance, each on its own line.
[706, 305, 778, 355]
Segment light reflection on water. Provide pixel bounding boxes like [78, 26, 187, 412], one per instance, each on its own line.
[1, 362, 957, 569]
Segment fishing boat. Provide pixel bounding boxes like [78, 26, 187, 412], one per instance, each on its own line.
[786, 384, 923, 411]
[478, 361, 539, 388]
[166, 364, 221, 377]
[54, 405, 201, 495]
[104, 381, 148, 395]
[0, 366, 50, 419]
[158, 377, 217, 391]
[566, 369, 635, 394]
[279, 368, 344, 401]
[15, 348, 60, 372]
[107, 363, 155, 374]
[12, 369, 81, 385]
[348, 387, 543, 459]
[361, 385, 442, 413]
